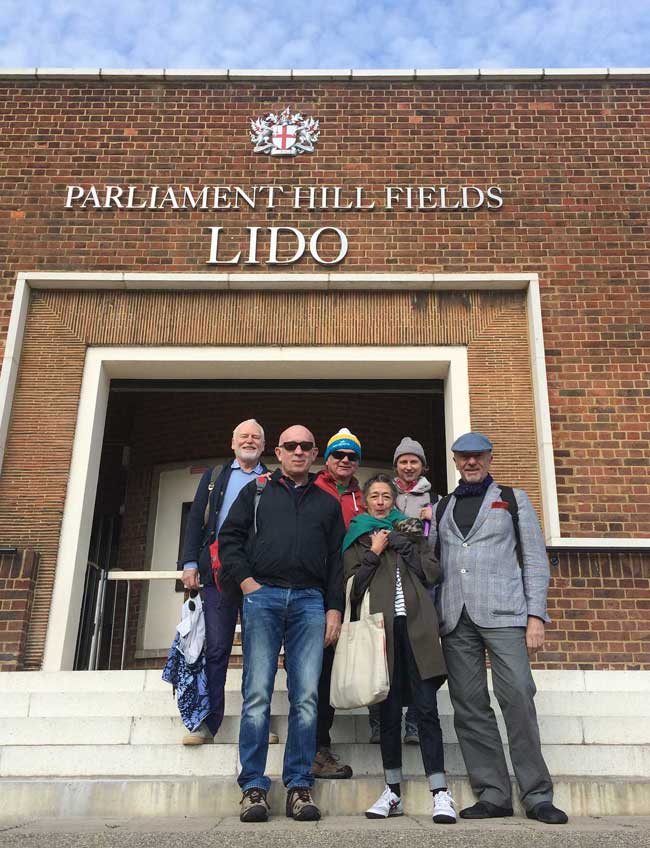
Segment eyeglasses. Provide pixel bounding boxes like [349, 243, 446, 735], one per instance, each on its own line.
[280, 441, 314, 452]
[330, 451, 359, 462]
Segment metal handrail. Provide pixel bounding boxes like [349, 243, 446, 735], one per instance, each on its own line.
[105, 570, 181, 670]
[102, 570, 247, 669]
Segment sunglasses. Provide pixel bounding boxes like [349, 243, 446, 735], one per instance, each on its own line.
[330, 451, 359, 462]
[280, 441, 314, 452]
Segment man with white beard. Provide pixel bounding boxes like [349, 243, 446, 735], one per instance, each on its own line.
[178, 419, 271, 744]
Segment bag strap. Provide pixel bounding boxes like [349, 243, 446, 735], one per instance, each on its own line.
[498, 485, 523, 569]
[203, 465, 222, 528]
[433, 494, 453, 561]
[253, 473, 271, 534]
[343, 575, 371, 624]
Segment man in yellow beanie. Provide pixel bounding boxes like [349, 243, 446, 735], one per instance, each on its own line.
[310, 427, 364, 779]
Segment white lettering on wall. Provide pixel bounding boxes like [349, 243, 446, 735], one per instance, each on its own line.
[206, 226, 348, 267]
[310, 227, 348, 265]
[63, 182, 505, 267]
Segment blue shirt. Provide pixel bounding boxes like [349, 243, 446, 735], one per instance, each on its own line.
[183, 460, 264, 570]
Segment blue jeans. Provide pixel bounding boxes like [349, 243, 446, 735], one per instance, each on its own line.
[202, 584, 240, 737]
[238, 585, 326, 792]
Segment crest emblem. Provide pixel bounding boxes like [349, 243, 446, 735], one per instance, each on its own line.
[250, 107, 319, 156]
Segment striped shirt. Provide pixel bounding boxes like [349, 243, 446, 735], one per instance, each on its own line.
[394, 567, 407, 617]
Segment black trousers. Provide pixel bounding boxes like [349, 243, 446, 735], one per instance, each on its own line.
[316, 644, 336, 748]
[380, 616, 446, 779]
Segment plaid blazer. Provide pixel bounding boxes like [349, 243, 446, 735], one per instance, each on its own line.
[431, 482, 550, 637]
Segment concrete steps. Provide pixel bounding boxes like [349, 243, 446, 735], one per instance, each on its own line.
[0, 669, 649, 816]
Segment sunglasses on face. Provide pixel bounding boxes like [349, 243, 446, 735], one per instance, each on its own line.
[330, 451, 359, 462]
[280, 441, 314, 452]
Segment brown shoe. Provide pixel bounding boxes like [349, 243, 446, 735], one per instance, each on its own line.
[240, 787, 270, 823]
[286, 787, 320, 821]
[182, 723, 214, 746]
[310, 746, 353, 779]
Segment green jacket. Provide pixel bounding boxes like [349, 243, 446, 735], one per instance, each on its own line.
[343, 533, 446, 684]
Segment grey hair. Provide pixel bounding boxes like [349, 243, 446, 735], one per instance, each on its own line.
[362, 473, 398, 501]
[232, 419, 265, 442]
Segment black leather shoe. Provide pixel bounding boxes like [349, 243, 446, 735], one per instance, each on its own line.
[526, 802, 568, 824]
[459, 801, 514, 819]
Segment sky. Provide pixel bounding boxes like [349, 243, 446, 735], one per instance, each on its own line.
[0, 0, 648, 70]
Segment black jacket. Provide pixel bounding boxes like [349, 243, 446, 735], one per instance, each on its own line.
[218, 468, 345, 612]
[178, 462, 268, 586]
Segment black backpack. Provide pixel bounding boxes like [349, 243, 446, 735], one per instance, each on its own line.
[434, 485, 523, 567]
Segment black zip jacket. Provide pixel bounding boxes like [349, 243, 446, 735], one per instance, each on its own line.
[217, 468, 345, 612]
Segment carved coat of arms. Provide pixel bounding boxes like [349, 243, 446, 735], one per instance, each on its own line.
[250, 107, 319, 156]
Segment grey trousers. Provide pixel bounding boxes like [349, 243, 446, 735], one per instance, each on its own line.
[441, 608, 553, 811]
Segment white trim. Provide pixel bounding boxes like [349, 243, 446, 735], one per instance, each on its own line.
[547, 538, 650, 550]
[526, 277, 561, 541]
[1, 270, 646, 669]
[41, 343, 470, 669]
[107, 571, 178, 580]
[43, 352, 110, 671]
[0, 274, 29, 473]
[1, 68, 649, 82]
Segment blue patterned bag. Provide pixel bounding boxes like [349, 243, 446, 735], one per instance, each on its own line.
[162, 633, 211, 732]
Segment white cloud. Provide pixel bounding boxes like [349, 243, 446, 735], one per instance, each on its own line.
[0, 0, 648, 68]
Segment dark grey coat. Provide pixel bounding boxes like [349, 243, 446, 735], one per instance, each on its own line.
[343, 532, 446, 684]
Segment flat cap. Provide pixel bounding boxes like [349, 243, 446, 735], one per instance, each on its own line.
[451, 431, 493, 453]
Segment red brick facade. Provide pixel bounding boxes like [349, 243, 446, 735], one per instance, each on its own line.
[0, 74, 648, 670]
[0, 549, 39, 671]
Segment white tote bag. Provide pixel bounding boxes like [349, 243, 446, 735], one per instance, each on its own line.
[330, 576, 390, 709]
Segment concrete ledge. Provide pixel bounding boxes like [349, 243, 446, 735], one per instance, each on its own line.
[228, 69, 293, 80]
[0, 670, 148, 692]
[415, 69, 479, 80]
[291, 70, 352, 80]
[2, 712, 615, 746]
[35, 69, 100, 80]
[0, 775, 647, 817]
[13, 687, 649, 720]
[543, 68, 609, 79]
[479, 69, 544, 81]
[0, 68, 649, 83]
[351, 69, 415, 79]
[2, 741, 648, 779]
[163, 69, 228, 80]
[99, 69, 165, 80]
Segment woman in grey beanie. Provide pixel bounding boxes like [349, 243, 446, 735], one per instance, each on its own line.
[392, 437, 441, 523]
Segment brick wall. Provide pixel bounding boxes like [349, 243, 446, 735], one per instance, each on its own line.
[540, 551, 650, 669]
[0, 549, 39, 671]
[0, 78, 647, 534]
[0, 77, 649, 669]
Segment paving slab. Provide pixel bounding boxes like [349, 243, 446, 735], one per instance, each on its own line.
[0, 815, 649, 848]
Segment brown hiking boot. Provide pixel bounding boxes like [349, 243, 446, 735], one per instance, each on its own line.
[239, 787, 270, 823]
[310, 746, 353, 779]
[286, 787, 321, 821]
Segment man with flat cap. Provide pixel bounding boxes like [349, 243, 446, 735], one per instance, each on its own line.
[431, 431, 567, 825]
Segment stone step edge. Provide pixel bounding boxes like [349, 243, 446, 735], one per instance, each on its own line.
[2, 669, 650, 693]
[0, 775, 648, 818]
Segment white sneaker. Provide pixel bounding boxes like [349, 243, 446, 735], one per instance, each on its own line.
[432, 789, 457, 824]
[182, 722, 214, 746]
[365, 785, 403, 819]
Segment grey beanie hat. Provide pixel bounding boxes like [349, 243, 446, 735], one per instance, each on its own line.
[393, 436, 427, 466]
